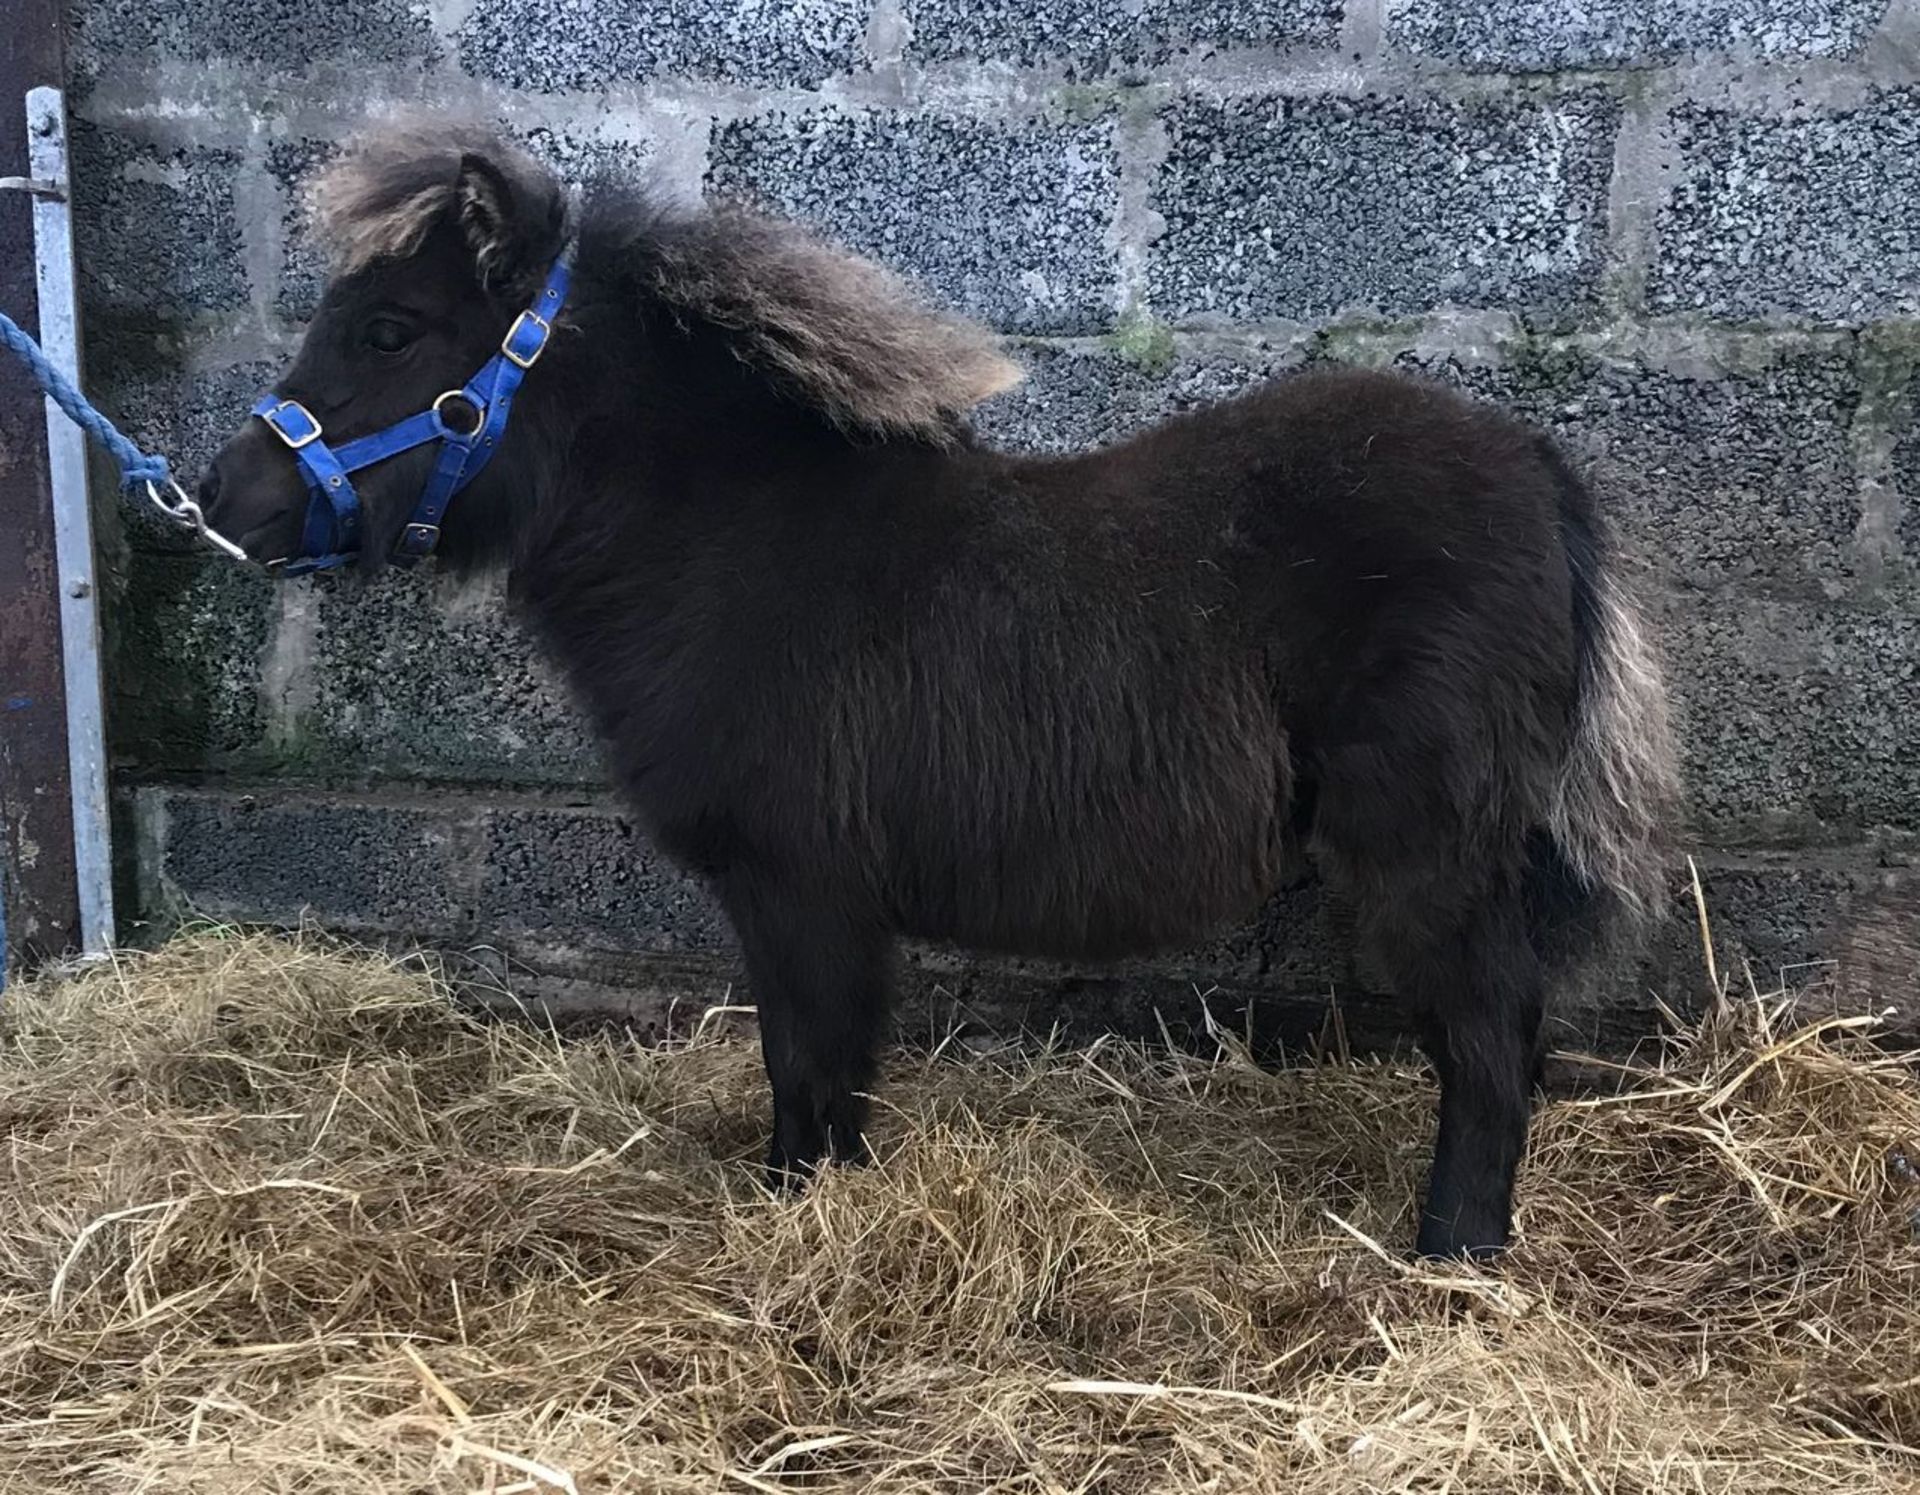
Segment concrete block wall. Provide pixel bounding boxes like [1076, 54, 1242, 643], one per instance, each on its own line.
[68, 0, 1920, 1048]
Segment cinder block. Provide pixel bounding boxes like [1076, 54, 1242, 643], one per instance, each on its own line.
[973, 340, 1302, 453]
[475, 806, 735, 954]
[456, 0, 867, 90]
[139, 788, 472, 932]
[1393, 347, 1865, 595]
[1652, 93, 1920, 323]
[302, 570, 605, 786]
[1652, 858, 1919, 1026]
[515, 127, 656, 187]
[1897, 370, 1920, 560]
[70, 121, 247, 371]
[1152, 91, 1619, 325]
[1384, 0, 1888, 70]
[904, 0, 1342, 69]
[709, 108, 1122, 335]
[71, 0, 434, 69]
[94, 361, 276, 554]
[1821, 604, 1920, 831]
[108, 553, 274, 770]
[986, 342, 1864, 596]
[1663, 592, 1920, 844]
[267, 139, 336, 323]
[1228, 877, 1348, 990]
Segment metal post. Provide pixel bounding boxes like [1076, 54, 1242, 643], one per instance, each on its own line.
[26, 85, 111, 956]
[0, 0, 76, 988]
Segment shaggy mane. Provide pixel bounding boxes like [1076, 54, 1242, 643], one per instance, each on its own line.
[308, 125, 1023, 446]
[632, 203, 1024, 446]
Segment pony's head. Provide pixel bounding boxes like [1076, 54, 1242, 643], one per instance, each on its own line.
[198, 126, 568, 570]
[200, 121, 1024, 573]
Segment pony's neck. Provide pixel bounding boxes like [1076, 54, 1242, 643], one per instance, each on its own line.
[505, 282, 965, 603]
[502, 291, 980, 761]
[601, 286, 864, 471]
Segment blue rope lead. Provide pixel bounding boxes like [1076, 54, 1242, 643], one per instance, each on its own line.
[0, 309, 171, 488]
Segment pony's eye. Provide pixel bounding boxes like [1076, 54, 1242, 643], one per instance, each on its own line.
[365, 318, 415, 355]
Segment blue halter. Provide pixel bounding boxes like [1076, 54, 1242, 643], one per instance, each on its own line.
[251, 254, 572, 574]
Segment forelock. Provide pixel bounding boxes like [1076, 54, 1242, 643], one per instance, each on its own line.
[309, 124, 546, 274]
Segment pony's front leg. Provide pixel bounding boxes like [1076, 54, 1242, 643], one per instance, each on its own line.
[723, 882, 894, 1186]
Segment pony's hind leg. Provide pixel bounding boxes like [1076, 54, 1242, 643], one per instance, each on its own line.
[1310, 688, 1548, 1259]
[1378, 883, 1545, 1259]
[725, 884, 893, 1187]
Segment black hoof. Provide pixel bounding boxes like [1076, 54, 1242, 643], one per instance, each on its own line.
[765, 1139, 819, 1194]
[1414, 1241, 1505, 1265]
[827, 1125, 873, 1169]
[766, 1105, 870, 1192]
[1415, 1215, 1509, 1263]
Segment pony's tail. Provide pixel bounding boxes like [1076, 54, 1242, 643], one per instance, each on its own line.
[1538, 439, 1681, 930]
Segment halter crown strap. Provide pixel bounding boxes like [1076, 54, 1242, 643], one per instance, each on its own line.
[396, 268, 568, 562]
[250, 251, 572, 574]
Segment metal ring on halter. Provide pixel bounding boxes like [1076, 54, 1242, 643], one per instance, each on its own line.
[146, 478, 249, 562]
[432, 389, 486, 438]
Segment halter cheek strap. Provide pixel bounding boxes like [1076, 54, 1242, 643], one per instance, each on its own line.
[251, 253, 571, 575]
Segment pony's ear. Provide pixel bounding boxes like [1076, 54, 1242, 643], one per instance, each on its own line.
[456, 149, 563, 290]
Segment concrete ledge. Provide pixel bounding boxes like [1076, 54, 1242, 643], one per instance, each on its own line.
[121, 783, 1918, 1059]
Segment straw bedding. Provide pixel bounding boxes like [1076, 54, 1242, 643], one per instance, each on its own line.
[2, 928, 1916, 1492]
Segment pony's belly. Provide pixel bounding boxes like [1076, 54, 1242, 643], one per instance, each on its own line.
[894, 817, 1287, 962]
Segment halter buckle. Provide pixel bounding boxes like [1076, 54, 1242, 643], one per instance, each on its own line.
[398, 522, 441, 558]
[501, 309, 551, 369]
[260, 399, 322, 450]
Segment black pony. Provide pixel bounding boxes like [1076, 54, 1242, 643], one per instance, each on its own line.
[199, 125, 1680, 1259]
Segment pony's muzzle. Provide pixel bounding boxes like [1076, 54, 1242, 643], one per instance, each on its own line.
[195, 422, 311, 565]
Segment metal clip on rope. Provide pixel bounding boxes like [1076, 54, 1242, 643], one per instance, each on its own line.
[143, 477, 249, 561]
[0, 305, 250, 564]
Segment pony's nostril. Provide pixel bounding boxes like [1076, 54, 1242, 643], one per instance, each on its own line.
[196, 464, 223, 516]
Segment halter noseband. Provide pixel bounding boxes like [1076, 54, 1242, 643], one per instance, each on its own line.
[250, 252, 572, 575]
